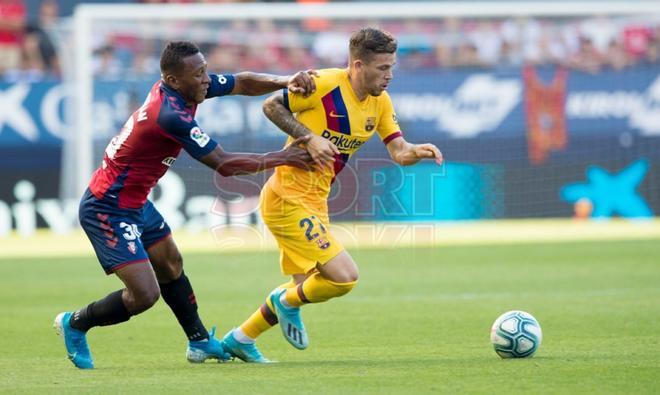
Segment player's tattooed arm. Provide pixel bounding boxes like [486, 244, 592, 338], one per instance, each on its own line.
[263, 92, 312, 138]
[231, 70, 317, 96]
[263, 92, 340, 169]
[386, 136, 443, 166]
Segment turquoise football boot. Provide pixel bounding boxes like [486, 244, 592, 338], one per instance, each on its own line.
[53, 312, 94, 369]
[221, 329, 273, 363]
[186, 327, 232, 363]
[270, 288, 308, 350]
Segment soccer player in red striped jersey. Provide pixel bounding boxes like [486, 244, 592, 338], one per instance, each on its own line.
[53, 41, 316, 369]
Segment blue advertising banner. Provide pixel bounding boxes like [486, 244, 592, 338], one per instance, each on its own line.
[2, 65, 660, 148]
[0, 82, 65, 146]
[0, 65, 658, 230]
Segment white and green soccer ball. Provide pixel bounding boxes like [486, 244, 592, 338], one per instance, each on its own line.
[490, 310, 542, 358]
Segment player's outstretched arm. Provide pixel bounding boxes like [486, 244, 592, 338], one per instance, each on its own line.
[231, 70, 317, 96]
[198, 136, 314, 177]
[385, 136, 443, 166]
[263, 91, 339, 169]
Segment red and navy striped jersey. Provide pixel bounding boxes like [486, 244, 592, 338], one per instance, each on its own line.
[88, 74, 234, 208]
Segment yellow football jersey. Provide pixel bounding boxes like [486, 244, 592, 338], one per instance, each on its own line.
[266, 68, 402, 212]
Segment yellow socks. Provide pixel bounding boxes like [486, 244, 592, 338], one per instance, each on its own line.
[239, 281, 295, 339]
[284, 272, 357, 307]
[239, 275, 357, 340]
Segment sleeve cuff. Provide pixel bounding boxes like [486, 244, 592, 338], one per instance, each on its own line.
[282, 88, 290, 112]
[383, 131, 403, 145]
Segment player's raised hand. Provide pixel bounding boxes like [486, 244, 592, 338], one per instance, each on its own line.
[413, 143, 443, 165]
[307, 134, 340, 170]
[288, 70, 318, 97]
[283, 135, 315, 171]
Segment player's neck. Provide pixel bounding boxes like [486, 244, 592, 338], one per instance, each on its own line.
[161, 80, 195, 107]
[347, 69, 368, 102]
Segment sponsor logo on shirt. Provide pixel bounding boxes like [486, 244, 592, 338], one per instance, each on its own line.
[320, 130, 365, 152]
[190, 126, 210, 147]
[329, 111, 345, 118]
[162, 157, 176, 167]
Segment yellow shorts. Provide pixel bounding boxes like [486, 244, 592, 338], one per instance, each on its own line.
[260, 185, 343, 275]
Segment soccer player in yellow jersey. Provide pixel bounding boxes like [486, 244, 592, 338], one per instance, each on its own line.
[221, 27, 443, 362]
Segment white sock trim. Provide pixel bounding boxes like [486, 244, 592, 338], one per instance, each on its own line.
[279, 293, 295, 309]
[233, 327, 255, 344]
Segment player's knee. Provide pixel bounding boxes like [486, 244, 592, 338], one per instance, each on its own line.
[333, 266, 359, 283]
[330, 278, 357, 297]
[127, 286, 160, 313]
[347, 269, 359, 283]
[138, 290, 160, 312]
[158, 254, 184, 282]
[169, 253, 183, 274]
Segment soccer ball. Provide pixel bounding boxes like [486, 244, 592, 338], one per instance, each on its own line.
[490, 310, 542, 358]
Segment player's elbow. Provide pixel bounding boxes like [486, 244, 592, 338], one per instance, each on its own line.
[262, 94, 281, 120]
[216, 165, 233, 177]
[213, 159, 234, 177]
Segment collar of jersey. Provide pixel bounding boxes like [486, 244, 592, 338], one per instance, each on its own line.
[160, 81, 192, 109]
[342, 69, 370, 108]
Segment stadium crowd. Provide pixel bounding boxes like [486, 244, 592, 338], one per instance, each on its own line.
[1, 0, 660, 82]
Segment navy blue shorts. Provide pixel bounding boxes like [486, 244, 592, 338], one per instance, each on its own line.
[79, 189, 172, 274]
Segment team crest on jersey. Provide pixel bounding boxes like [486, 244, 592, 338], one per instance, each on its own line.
[190, 127, 210, 147]
[127, 241, 137, 254]
[162, 157, 176, 167]
[365, 117, 376, 132]
[316, 238, 331, 250]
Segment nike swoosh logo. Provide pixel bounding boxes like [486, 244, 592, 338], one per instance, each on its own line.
[329, 111, 345, 118]
[68, 352, 77, 360]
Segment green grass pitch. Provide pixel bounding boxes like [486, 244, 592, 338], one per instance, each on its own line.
[1, 239, 659, 394]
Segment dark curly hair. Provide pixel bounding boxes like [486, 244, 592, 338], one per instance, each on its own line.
[160, 41, 200, 75]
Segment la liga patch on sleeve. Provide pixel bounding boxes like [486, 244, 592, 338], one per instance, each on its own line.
[190, 126, 210, 147]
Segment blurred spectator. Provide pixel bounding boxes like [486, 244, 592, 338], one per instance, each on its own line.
[206, 42, 242, 72]
[642, 27, 660, 65]
[580, 15, 619, 54]
[468, 20, 502, 66]
[623, 24, 653, 61]
[0, 0, 26, 75]
[129, 39, 159, 77]
[434, 17, 467, 68]
[603, 38, 631, 70]
[4, 9, 660, 81]
[21, 0, 60, 78]
[568, 37, 603, 73]
[312, 23, 350, 68]
[93, 44, 122, 80]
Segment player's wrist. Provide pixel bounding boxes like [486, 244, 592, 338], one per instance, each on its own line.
[279, 75, 291, 88]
